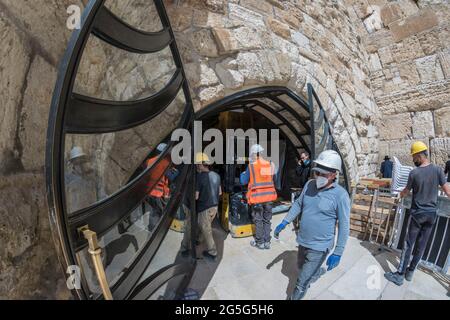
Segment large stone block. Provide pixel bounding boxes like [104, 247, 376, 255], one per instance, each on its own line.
[0, 14, 30, 174]
[0, 0, 83, 64]
[215, 58, 244, 89]
[189, 29, 219, 57]
[415, 54, 445, 83]
[434, 106, 450, 137]
[240, 0, 273, 15]
[266, 17, 291, 40]
[0, 174, 70, 299]
[389, 9, 439, 42]
[212, 26, 263, 54]
[19, 56, 57, 171]
[378, 113, 412, 140]
[430, 138, 450, 167]
[412, 111, 435, 139]
[228, 3, 265, 27]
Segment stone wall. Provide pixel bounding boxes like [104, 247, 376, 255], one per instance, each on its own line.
[348, 0, 450, 167]
[167, 0, 381, 181]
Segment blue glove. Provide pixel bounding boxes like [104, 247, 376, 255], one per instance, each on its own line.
[274, 220, 289, 238]
[326, 254, 341, 271]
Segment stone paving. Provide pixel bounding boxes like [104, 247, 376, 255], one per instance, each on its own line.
[189, 213, 450, 300]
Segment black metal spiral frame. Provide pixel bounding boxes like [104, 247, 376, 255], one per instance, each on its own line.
[45, 0, 196, 300]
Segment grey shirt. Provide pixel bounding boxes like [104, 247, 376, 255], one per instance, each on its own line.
[406, 164, 446, 215]
[284, 180, 350, 256]
[196, 171, 221, 213]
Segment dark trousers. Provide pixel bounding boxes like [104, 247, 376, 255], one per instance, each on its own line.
[398, 212, 437, 274]
[251, 202, 272, 244]
[290, 246, 328, 300]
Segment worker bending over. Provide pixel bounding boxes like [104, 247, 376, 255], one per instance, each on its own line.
[275, 150, 350, 300]
[240, 144, 278, 250]
[385, 141, 450, 286]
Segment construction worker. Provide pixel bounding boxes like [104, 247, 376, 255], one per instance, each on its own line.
[195, 152, 222, 261]
[65, 146, 97, 213]
[146, 143, 170, 230]
[385, 141, 450, 286]
[380, 155, 393, 178]
[296, 151, 312, 188]
[240, 144, 278, 250]
[274, 150, 350, 300]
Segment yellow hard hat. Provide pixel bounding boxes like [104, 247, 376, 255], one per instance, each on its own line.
[410, 141, 428, 155]
[195, 152, 210, 163]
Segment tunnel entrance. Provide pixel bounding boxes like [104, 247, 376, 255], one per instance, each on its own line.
[45, 0, 348, 300]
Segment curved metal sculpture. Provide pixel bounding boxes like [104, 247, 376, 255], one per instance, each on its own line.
[46, 0, 195, 300]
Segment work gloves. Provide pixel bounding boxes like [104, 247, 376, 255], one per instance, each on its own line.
[326, 254, 341, 271]
[274, 220, 289, 238]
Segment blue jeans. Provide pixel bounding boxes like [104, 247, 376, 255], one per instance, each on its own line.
[290, 245, 328, 300]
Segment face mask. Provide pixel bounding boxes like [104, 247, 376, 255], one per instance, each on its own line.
[414, 160, 421, 167]
[316, 176, 329, 189]
[303, 159, 310, 166]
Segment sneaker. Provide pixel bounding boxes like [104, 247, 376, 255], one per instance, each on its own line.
[250, 240, 265, 250]
[264, 242, 271, 250]
[202, 251, 217, 261]
[405, 269, 414, 282]
[384, 271, 404, 286]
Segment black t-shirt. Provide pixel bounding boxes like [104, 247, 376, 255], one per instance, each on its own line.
[196, 171, 221, 213]
[406, 164, 446, 215]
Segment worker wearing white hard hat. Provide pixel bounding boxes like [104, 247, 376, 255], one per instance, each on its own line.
[274, 149, 350, 300]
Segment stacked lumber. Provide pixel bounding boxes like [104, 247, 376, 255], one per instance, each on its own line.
[349, 186, 374, 238]
[349, 180, 399, 244]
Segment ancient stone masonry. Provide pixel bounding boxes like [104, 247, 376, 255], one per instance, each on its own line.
[0, 0, 448, 298]
[166, 0, 381, 182]
[351, 0, 450, 167]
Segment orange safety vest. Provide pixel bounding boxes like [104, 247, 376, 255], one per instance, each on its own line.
[146, 156, 170, 198]
[247, 157, 277, 205]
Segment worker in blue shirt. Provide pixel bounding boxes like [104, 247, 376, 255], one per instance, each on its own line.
[274, 150, 350, 300]
[380, 155, 393, 178]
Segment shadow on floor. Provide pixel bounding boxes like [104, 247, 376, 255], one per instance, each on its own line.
[359, 240, 400, 274]
[266, 250, 298, 298]
[184, 217, 229, 298]
[417, 266, 450, 294]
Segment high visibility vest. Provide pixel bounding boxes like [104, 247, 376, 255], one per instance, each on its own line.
[247, 157, 277, 205]
[146, 156, 170, 198]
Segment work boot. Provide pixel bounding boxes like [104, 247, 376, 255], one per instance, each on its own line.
[202, 251, 217, 261]
[250, 240, 265, 250]
[405, 269, 414, 282]
[384, 271, 404, 286]
[264, 242, 271, 250]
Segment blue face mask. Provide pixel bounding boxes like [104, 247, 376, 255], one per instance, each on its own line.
[303, 159, 310, 166]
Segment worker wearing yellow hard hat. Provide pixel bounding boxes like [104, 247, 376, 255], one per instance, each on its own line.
[410, 141, 428, 156]
[385, 141, 450, 286]
[195, 152, 210, 164]
[188, 151, 222, 261]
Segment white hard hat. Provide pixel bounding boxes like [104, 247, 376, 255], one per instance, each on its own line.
[156, 143, 167, 153]
[69, 146, 87, 162]
[313, 150, 342, 173]
[250, 144, 264, 155]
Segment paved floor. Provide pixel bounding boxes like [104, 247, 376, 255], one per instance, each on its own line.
[188, 213, 450, 300]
